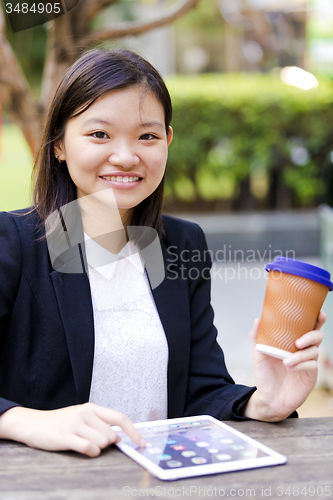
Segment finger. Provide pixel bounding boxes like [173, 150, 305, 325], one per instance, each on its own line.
[83, 412, 121, 445]
[75, 421, 117, 451]
[284, 360, 318, 372]
[67, 434, 102, 458]
[90, 405, 146, 447]
[283, 346, 319, 368]
[314, 311, 326, 330]
[295, 330, 324, 350]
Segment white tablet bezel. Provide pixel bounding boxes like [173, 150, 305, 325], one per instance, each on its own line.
[112, 415, 287, 481]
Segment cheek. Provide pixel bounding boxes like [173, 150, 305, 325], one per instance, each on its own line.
[82, 145, 107, 165]
[146, 149, 168, 177]
[67, 156, 101, 181]
[66, 140, 104, 169]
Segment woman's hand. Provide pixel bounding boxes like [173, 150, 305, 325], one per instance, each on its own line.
[0, 403, 146, 457]
[243, 311, 326, 421]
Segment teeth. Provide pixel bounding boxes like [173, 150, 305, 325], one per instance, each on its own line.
[102, 175, 140, 182]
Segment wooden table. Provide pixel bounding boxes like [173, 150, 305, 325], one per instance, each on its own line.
[0, 417, 332, 500]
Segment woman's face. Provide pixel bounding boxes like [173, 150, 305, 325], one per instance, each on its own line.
[56, 85, 173, 219]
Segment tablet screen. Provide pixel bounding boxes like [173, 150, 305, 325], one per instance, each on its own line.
[116, 418, 269, 471]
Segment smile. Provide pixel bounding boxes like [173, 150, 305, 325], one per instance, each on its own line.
[100, 175, 142, 183]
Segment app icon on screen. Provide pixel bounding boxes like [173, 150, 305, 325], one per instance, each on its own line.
[217, 454, 232, 461]
[221, 439, 233, 444]
[191, 422, 202, 426]
[196, 442, 210, 448]
[181, 451, 196, 457]
[145, 427, 156, 431]
[158, 454, 172, 460]
[147, 448, 162, 454]
[166, 460, 183, 468]
[211, 433, 223, 438]
[191, 457, 207, 464]
[166, 439, 177, 445]
[169, 424, 179, 428]
[208, 448, 219, 453]
[188, 437, 200, 441]
[171, 445, 186, 451]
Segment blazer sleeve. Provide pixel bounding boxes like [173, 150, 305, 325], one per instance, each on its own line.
[182, 222, 297, 420]
[177, 222, 256, 420]
[0, 212, 23, 415]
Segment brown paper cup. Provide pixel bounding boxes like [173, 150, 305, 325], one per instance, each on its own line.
[256, 270, 329, 359]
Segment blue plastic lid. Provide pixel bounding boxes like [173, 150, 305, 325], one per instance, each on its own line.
[265, 256, 333, 291]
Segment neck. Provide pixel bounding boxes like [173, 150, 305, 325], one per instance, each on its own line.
[78, 191, 132, 254]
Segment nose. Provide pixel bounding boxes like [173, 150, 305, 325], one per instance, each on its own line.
[108, 140, 140, 169]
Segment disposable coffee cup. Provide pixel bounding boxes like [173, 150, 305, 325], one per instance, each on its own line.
[256, 257, 333, 359]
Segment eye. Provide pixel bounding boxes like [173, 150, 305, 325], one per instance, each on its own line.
[92, 131, 109, 139]
[140, 133, 158, 141]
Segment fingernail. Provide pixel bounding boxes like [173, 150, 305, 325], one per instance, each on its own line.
[284, 357, 293, 366]
[140, 438, 146, 447]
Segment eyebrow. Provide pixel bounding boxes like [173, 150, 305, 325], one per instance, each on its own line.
[83, 118, 112, 127]
[140, 121, 165, 130]
[83, 118, 165, 129]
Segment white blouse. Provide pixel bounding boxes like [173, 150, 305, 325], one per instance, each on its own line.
[85, 233, 169, 423]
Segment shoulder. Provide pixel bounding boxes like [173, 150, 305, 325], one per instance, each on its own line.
[162, 213, 204, 238]
[0, 207, 44, 249]
[162, 214, 207, 249]
[0, 207, 42, 232]
[0, 208, 52, 277]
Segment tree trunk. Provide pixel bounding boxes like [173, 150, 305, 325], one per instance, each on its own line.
[39, 16, 84, 111]
[0, 26, 43, 156]
[0, 0, 200, 158]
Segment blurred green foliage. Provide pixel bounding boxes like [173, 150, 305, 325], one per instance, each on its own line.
[174, 0, 222, 35]
[0, 124, 33, 212]
[2, 74, 333, 213]
[164, 73, 333, 210]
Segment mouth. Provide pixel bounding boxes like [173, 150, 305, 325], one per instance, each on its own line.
[99, 175, 143, 183]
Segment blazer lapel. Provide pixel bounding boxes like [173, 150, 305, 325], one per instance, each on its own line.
[149, 240, 191, 418]
[49, 228, 192, 416]
[50, 245, 94, 405]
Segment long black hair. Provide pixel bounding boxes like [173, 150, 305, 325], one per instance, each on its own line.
[32, 48, 173, 239]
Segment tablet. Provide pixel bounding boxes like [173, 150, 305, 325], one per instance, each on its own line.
[112, 415, 287, 481]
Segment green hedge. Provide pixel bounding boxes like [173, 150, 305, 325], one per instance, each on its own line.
[164, 74, 333, 211]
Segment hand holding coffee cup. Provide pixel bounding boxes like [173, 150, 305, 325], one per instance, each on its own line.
[256, 257, 333, 360]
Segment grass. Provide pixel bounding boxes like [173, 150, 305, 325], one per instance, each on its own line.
[0, 123, 34, 212]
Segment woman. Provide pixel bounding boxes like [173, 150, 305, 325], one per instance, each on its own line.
[0, 49, 325, 457]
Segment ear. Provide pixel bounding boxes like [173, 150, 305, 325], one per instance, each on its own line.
[167, 126, 173, 147]
[54, 140, 66, 162]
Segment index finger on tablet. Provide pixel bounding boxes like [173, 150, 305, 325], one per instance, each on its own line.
[93, 405, 146, 447]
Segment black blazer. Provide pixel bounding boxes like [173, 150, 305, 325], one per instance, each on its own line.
[0, 208, 256, 420]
